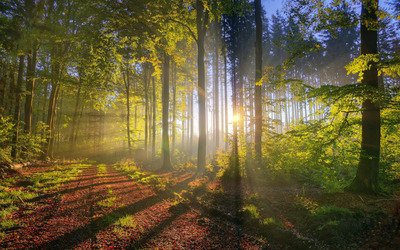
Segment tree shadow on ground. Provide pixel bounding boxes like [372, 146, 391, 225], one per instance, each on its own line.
[37, 174, 195, 249]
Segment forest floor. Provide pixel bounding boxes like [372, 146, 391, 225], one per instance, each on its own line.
[0, 161, 399, 249]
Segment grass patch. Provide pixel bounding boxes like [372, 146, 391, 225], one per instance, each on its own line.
[305, 205, 377, 247]
[0, 205, 18, 218]
[114, 161, 170, 192]
[241, 204, 261, 220]
[113, 214, 142, 237]
[113, 227, 130, 237]
[0, 219, 19, 230]
[98, 188, 116, 207]
[114, 215, 138, 228]
[0, 162, 90, 239]
[97, 164, 107, 176]
[29, 163, 90, 191]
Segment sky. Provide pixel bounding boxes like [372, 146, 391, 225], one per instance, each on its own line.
[261, 0, 394, 16]
[262, 0, 283, 16]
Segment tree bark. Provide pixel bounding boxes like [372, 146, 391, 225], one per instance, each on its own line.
[255, 0, 263, 163]
[197, 0, 207, 172]
[224, 44, 229, 150]
[152, 76, 156, 158]
[144, 65, 149, 159]
[348, 0, 380, 193]
[214, 20, 220, 150]
[172, 62, 176, 158]
[125, 66, 132, 151]
[24, 48, 37, 133]
[162, 53, 172, 169]
[69, 79, 81, 150]
[11, 55, 25, 159]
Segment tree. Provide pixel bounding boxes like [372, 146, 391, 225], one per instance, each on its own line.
[161, 53, 172, 170]
[254, 0, 262, 162]
[348, 0, 380, 193]
[196, 0, 208, 172]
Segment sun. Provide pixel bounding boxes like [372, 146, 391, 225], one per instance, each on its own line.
[232, 114, 240, 123]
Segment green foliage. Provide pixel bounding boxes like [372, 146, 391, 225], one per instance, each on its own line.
[309, 205, 372, 246]
[346, 54, 400, 80]
[0, 188, 37, 207]
[0, 116, 14, 163]
[98, 188, 117, 208]
[114, 160, 170, 192]
[0, 116, 48, 162]
[0, 218, 19, 230]
[114, 215, 138, 228]
[97, 164, 107, 176]
[241, 204, 260, 220]
[29, 164, 89, 191]
[265, 119, 360, 191]
[0, 163, 88, 239]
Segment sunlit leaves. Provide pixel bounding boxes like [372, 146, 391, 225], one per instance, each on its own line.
[346, 54, 400, 80]
[345, 54, 379, 81]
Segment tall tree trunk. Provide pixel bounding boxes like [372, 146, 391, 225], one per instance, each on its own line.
[46, 84, 60, 158]
[69, 79, 82, 150]
[162, 53, 172, 169]
[8, 62, 16, 115]
[144, 65, 149, 159]
[231, 61, 239, 169]
[186, 92, 190, 153]
[224, 44, 229, 150]
[348, 0, 380, 193]
[11, 55, 25, 160]
[255, 0, 263, 161]
[213, 21, 220, 151]
[125, 66, 132, 152]
[197, 0, 207, 172]
[152, 76, 156, 158]
[172, 62, 176, 158]
[45, 45, 62, 159]
[24, 48, 37, 133]
[190, 91, 194, 155]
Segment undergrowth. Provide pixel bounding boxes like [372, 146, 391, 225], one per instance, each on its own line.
[114, 160, 170, 191]
[0, 163, 90, 236]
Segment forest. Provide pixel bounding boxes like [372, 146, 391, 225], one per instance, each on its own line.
[0, 0, 399, 248]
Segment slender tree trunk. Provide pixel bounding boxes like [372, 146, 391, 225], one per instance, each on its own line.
[254, 0, 263, 162]
[24, 48, 37, 133]
[144, 65, 149, 159]
[214, 21, 220, 150]
[134, 106, 137, 132]
[125, 67, 132, 152]
[185, 92, 189, 153]
[190, 91, 194, 155]
[162, 53, 172, 169]
[152, 76, 156, 158]
[197, 0, 207, 171]
[69, 80, 81, 150]
[11, 55, 25, 159]
[41, 81, 48, 123]
[231, 61, 239, 169]
[224, 45, 228, 150]
[45, 45, 62, 158]
[172, 62, 176, 158]
[46, 84, 60, 158]
[8, 62, 16, 116]
[348, 0, 380, 193]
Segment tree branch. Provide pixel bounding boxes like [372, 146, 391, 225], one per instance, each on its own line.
[167, 18, 198, 44]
